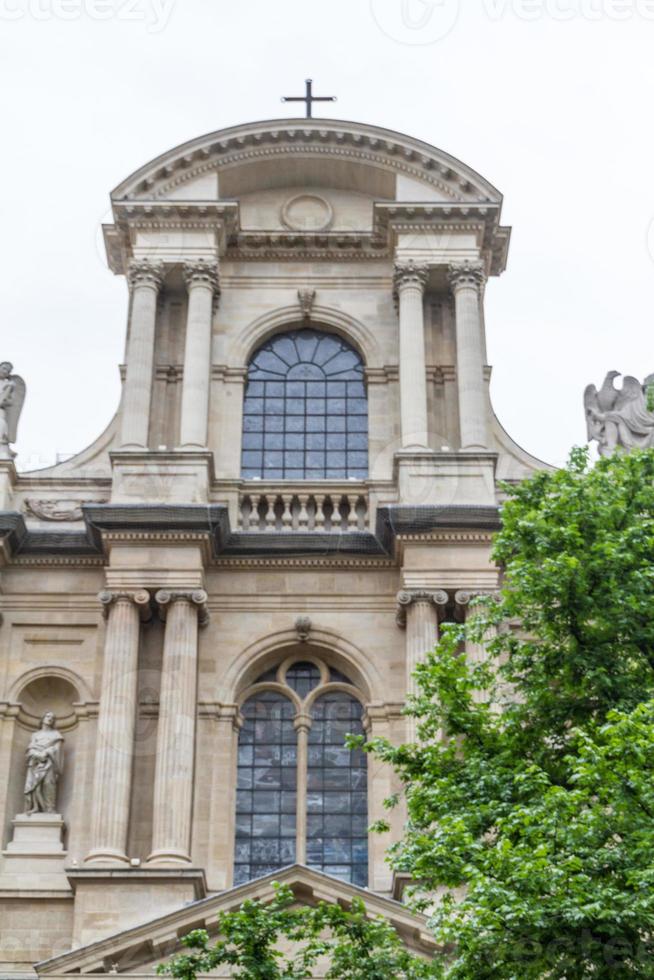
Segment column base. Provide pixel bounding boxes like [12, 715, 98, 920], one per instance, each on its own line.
[84, 847, 131, 866]
[145, 848, 192, 867]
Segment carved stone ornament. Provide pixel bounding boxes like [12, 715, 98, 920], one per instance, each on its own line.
[295, 615, 312, 643]
[396, 589, 448, 628]
[393, 260, 429, 297]
[127, 260, 165, 291]
[448, 260, 486, 292]
[24, 498, 107, 522]
[155, 589, 209, 627]
[281, 193, 333, 232]
[98, 589, 152, 622]
[297, 288, 316, 322]
[585, 371, 654, 456]
[183, 260, 220, 294]
[0, 362, 26, 461]
[23, 711, 64, 816]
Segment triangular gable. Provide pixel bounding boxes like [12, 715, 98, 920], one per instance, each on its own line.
[36, 865, 437, 977]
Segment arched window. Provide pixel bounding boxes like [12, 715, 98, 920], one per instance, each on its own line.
[241, 329, 368, 480]
[234, 658, 368, 887]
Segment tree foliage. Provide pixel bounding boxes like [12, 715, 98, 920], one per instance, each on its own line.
[358, 448, 654, 979]
[158, 883, 434, 980]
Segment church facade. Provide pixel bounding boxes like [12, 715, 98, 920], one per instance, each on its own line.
[0, 116, 547, 977]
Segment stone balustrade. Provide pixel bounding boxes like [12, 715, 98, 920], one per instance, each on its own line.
[238, 485, 369, 533]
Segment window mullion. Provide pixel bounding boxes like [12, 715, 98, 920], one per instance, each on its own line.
[294, 712, 311, 865]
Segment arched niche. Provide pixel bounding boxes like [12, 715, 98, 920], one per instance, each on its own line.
[5, 674, 81, 846]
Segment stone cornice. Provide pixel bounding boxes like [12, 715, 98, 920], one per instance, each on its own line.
[113, 119, 500, 201]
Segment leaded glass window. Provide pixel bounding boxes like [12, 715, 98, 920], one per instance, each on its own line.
[241, 329, 368, 480]
[234, 657, 368, 888]
[234, 692, 297, 885]
[306, 693, 368, 886]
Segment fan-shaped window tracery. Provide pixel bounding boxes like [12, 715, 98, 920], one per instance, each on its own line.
[241, 329, 368, 480]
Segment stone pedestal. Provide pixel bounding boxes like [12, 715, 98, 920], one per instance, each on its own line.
[67, 868, 206, 946]
[0, 814, 69, 891]
[110, 450, 214, 504]
[0, 459, 17, 510]
[395, 450, 498, 506]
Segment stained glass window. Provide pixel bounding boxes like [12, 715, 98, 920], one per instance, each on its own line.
[241, 329, 368, 480]
[306, 693, 368, 886]
[285, 662, 321, 697]
[234, 659, 368, 888]
[234, 691, 297, 885]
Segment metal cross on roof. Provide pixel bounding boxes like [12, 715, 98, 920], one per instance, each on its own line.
[281, 78, 337, 119]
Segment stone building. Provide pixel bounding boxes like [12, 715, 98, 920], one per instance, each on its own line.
[0, 115, 547, 977]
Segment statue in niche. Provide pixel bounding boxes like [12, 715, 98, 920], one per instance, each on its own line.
[585, 371, 654, 456]
[0, 362, 26, 460]
[23, 712, 64, 815]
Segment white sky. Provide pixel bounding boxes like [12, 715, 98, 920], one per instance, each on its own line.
[2, 0, 653, 471]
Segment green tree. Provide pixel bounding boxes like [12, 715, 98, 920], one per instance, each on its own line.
[158, 883, 434, 980]
[358, 448, 654, 979]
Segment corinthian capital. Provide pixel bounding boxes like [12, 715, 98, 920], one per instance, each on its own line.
[98, 589, 151, 621]
[393, 260, 430, 295]
[127, 260, 165, 291]
[448, 260, 486, 293]
[155, 589, 209, 627]
[396, 588, 448, 628]
[183, 260, 220, 294]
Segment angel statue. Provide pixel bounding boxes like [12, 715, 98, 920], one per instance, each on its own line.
[23, 712, 64, 815]
[0, 362, 26, 460]
[585, 371, 654, 456]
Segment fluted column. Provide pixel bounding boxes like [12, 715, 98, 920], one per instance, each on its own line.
[86, 590, 151, 864]
[456, 590, 498, 705]
[179, 261, 220, 449]
[394, 261, 430, 450]
[397, 589, 448, 741]
[147, 590, 208, 865]
[120, 261, 165, 449]
[449, 261, 489, 450]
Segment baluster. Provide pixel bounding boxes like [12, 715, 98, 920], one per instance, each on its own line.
[298, 494, 310, 530]
[315, 494, 326, 532]
[249, 494, 262, 532]
[264, 495, 277, 531]
[239, 495, 247, 530]
[360, 495, 369, 530]
[347, 494, 359, 533]
[281, 493, 293, 531]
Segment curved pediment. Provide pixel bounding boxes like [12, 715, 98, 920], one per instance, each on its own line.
[111, 117, 503, 208]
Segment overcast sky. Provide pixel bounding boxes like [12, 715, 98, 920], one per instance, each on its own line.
[2, 0, 653, 471]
